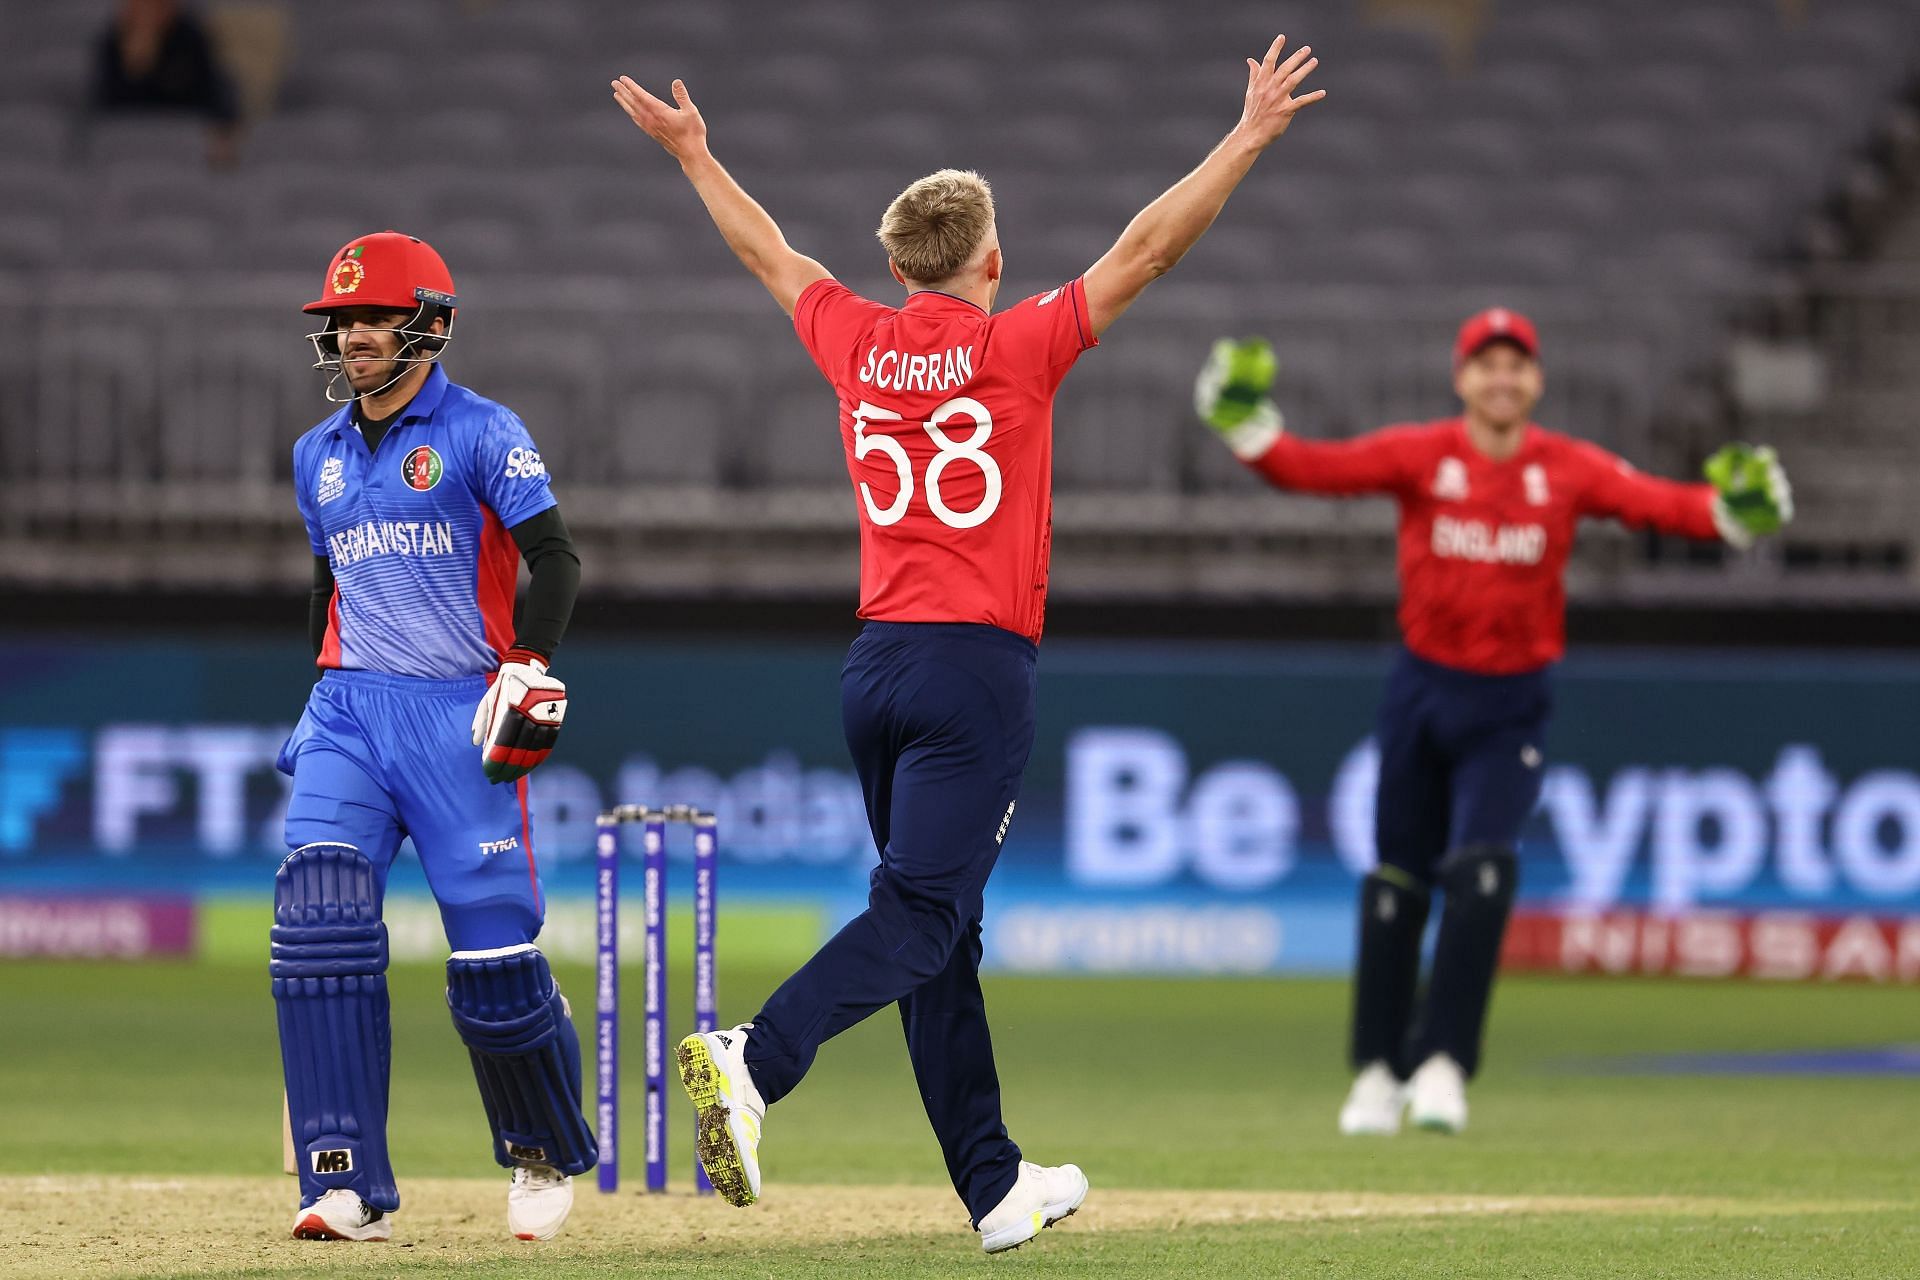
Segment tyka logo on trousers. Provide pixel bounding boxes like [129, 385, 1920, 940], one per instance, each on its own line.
[479, 836, 520, 857]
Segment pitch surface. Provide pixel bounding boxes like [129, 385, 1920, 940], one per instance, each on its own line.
[4, 947, 1915, 1277]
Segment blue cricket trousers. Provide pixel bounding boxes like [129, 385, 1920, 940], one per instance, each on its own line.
[745, 621, 1036, 1223]
[279, 668, 545, 950]
[1374, 647, 1553, 879]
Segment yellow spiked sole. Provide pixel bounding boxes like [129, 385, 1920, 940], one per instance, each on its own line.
[984, 1204, 1081, 1254]
[676, 1035, 758, 1207]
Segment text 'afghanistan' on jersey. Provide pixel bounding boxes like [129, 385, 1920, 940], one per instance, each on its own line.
[291, 365, 556, 679]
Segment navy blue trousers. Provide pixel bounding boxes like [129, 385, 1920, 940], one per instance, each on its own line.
[1374, 649, 1552, 880]
[745, 622, 1035, 1222]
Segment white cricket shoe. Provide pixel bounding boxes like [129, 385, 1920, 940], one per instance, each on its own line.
[507, 1162, 573, 1241]
[976, 1161, 1089, 1254]
[291, 1189, 391, 1241]
[676, 1024, 766, 1207]
[1338, 1061, 1407, 1135]
[1407, 1053, 1468, 1134]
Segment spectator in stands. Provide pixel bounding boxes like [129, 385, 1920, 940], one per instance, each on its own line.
[91, 0, 241, 167]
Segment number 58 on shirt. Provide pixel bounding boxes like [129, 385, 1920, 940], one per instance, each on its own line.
[852, 396, 1002, 530]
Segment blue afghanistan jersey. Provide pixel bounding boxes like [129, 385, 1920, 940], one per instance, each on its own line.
[291, 365, 556, 680]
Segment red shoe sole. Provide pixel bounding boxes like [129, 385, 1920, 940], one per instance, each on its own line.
[291, 1213, 387, 1241]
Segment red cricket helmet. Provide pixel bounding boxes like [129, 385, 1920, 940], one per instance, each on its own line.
[1453, 307, 1539, 370]
[303, 231, 459, 404]
[303, 230, 457, 316]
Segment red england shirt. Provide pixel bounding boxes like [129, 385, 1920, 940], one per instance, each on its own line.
[794, 278, 1098, 642]
[1245, 418, 1722, 673]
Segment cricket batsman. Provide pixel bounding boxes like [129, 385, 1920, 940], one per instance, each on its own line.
[274, 231, 592, 1241]
[613, 35, 1324, 1252]
[1195, 310, 1793, 1134]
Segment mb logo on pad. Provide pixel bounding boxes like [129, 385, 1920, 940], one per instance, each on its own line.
[311, 1148, 354, 1174]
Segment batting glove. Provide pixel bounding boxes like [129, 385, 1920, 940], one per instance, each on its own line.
[1194, 336, 1285, 458]
[472, 648, 567, 784]
[1705, 443, 1793, 548]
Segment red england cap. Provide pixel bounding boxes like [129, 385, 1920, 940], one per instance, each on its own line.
[1453, 307, 1539, 369]
[303, 231, 458, 315]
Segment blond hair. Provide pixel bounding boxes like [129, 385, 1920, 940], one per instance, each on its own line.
[876, 169, 995, 285]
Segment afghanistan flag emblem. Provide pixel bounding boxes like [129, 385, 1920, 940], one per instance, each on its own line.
[402, 445, 444, 492]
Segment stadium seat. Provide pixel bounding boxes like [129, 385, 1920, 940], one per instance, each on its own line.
[750, 371, 856, 489]
[8, 0, 1916, 591]
[73, 216, 223, 272]
[0, 214, 65, 270]
[607, 333, 757, 488]
[0, 103, 77, 165]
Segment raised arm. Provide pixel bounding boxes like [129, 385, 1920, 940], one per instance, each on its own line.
[1194, 337, 1413, 496]
[1245, 425, 1421, 497]
[611, 76, 830, 316]
[1577, 444, 1719, 539]
[1580, 441, 1793, 549]
[1082, 35, 1324, 338]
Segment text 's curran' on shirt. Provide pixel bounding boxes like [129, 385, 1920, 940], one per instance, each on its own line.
[794, 278, 1097, 643]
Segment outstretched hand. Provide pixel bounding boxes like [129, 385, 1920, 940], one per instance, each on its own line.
[611, 75, 709, 163]
[607, 70, 830, 314]
[1705, 443, 1793, 545]
[1236, 35, 1325, 148]
[1195, 337, 1278, 433]
[1194, 337, 1285, 458]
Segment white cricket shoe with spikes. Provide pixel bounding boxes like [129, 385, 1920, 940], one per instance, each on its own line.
[976, 1161, 1089, 1253]
[291, 1189, 390, 1241]
[508, 1162, 573, 1241]
[1338, 1061, 1407, 1136]
[1407, 1052, 1469, 1134]
[676, 1024, 766, 1207]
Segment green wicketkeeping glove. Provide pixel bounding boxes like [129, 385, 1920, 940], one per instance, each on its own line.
[1704, 443, 1793, 545]
[1194, 337, 1284, 456]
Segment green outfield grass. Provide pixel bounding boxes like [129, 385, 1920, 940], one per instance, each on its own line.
[2, 947, 1915, 1278]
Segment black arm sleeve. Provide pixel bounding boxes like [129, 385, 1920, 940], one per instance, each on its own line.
[309, 555, 334, 660]
[508, 505, 581, 662]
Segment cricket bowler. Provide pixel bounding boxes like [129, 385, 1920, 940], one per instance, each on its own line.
[1195, 310, 1793, 1134]
[614, 34, 1324, 1251]
[273, 231, 591, 1241]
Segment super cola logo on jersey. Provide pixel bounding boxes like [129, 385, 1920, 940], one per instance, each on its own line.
[504, 447, 546, 480]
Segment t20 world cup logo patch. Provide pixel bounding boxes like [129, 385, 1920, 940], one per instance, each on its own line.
[402, 445, 444, 491]
[316, 456, 346, 505]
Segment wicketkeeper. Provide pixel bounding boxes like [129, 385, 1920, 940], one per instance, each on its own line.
[1196, 311, 1792, 1135]
[273, 231, 590, 1241]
